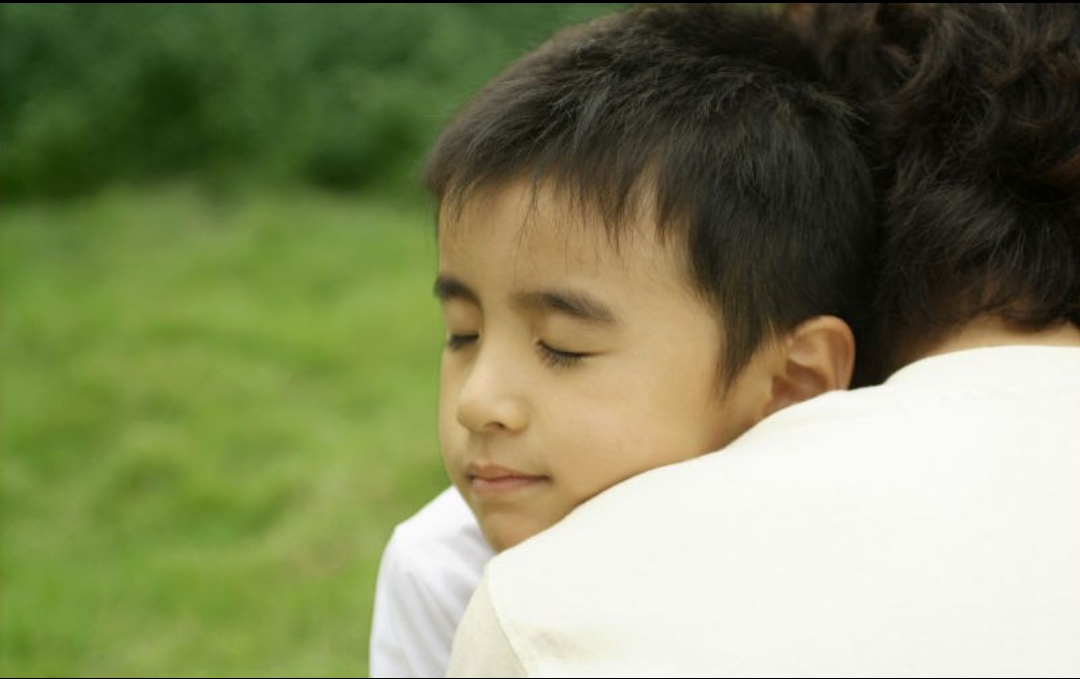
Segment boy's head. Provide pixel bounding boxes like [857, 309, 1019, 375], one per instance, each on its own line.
[426, 4, 876, 551]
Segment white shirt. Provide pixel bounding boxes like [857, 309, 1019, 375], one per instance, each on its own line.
[449, 346, 1080, 677]
[370, 487, 493, 677]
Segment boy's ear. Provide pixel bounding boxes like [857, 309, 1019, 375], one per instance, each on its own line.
[762, 316, 855, 418]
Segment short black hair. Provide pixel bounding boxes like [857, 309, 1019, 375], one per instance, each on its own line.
[424, 4, 877, 388]
[795, 3, 1080, 374]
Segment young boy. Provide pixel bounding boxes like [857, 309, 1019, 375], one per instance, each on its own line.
[369, 4, 877, 675]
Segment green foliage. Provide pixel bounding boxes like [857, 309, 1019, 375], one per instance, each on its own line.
[0, 187, 449, 675]
[0, 3, 625, 200]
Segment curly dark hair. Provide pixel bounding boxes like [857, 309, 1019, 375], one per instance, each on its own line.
[791, 3, 1080, 375]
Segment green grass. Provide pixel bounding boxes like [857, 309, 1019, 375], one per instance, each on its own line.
[0, 186, 450, 676]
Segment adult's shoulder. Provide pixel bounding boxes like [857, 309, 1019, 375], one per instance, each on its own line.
[480, 350, 1080, 674]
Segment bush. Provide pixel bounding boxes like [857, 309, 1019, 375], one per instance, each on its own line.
[0, 3, 624, 200]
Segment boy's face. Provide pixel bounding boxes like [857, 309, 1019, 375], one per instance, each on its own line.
[437, 182, 763, 551]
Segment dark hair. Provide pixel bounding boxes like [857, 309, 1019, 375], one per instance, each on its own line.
[793, 3, 1080, 374]
[424, 4, 877, 388]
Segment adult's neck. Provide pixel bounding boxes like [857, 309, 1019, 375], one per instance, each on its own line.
[917, 317, 1080, 363]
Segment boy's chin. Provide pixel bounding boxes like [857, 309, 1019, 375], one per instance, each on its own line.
[481, 517, 552, 553]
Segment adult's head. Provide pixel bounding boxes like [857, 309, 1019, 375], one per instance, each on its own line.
[793, 3, 1080, 376]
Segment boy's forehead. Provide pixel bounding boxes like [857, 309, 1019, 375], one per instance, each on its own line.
[437, 181, 675, 265]
[436, 184, 704, 307]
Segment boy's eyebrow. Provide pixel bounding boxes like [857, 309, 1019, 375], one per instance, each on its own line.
[513, 289, 619, 325]
[434, 275, 618, 325]
[433, 275, 480, 306]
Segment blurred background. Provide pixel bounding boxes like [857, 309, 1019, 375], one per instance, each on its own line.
[0, 4, 623, 675]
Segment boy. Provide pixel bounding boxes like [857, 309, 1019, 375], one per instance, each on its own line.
[370, 4, 877, 675]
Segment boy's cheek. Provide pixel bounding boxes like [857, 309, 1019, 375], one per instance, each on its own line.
[436, 413, 467, 466]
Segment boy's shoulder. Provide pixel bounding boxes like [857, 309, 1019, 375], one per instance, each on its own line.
[388, 486, 492, 569]
[372, 488, 493, 677]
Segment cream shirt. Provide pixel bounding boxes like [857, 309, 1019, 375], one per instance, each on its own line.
[449, 346, 1080, 677]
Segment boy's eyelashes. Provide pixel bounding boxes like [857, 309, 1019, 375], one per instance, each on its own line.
[444, 333, 589, 368]
[537, 341, 587, 368]
[446, 333, 478, 350]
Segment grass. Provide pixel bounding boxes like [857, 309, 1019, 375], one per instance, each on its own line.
[0, 185, 450, 676]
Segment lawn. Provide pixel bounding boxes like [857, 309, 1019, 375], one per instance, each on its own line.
[0, 186, 449, 676]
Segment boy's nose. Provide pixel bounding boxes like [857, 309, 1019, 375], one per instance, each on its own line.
[455, 348, 528, 434]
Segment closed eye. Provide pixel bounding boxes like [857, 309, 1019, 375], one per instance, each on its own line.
[538, 341, 588, 368]
[447, 333, 478, 350]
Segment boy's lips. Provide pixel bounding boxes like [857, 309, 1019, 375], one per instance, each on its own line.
[466, 463, 549, 496]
